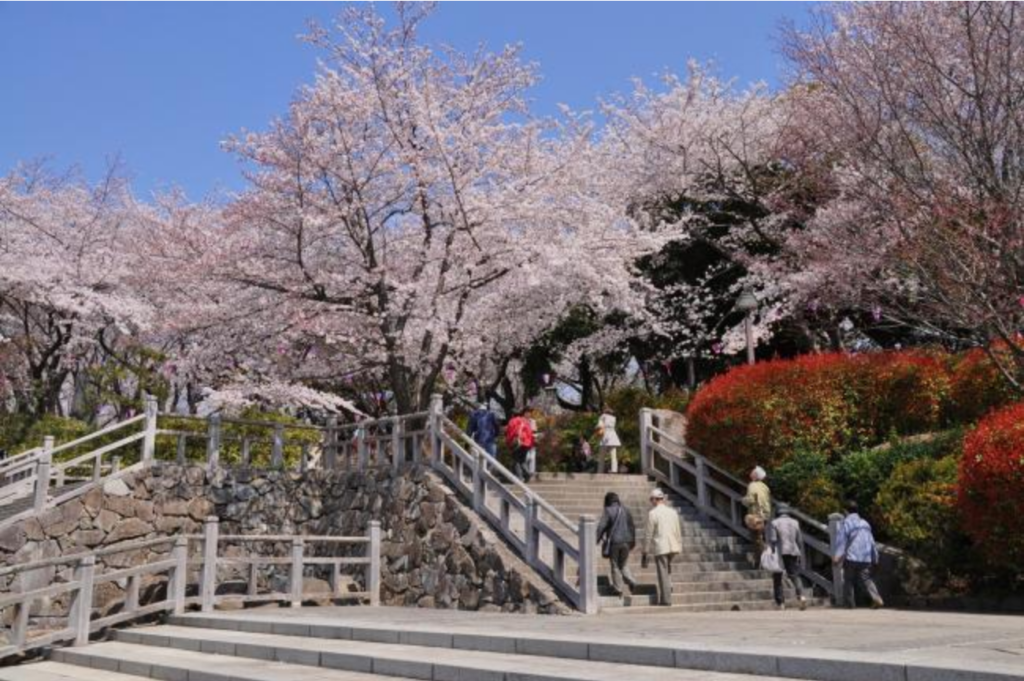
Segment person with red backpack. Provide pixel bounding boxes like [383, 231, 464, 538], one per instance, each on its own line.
[505, 409, 535, 483]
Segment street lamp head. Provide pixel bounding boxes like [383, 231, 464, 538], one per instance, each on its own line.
[735, 288, 758, 314]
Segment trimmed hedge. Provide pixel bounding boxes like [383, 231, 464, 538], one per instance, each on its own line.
[958, 402, 1024, 574]
[876, 456, 963, 572]
[946, 348, 1018, 424]
[686, 351, 952, 472]
[686, 348, 1015, 476]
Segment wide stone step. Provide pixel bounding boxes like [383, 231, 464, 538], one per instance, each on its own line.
[598, 588, 776, 608]
[47, 625, 796, 681]
[598, 576, 774, 592]
[528, 473, 653, 483]
[602, 568, 773, 584]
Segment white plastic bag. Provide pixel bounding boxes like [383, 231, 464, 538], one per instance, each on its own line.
[760, 548, 783, 573]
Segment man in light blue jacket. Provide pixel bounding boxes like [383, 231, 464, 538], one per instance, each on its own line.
[832, 500, 884, 609]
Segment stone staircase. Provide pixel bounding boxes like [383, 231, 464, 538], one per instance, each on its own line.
[11, 611, 797, 681]
[525, 473, 787, 612]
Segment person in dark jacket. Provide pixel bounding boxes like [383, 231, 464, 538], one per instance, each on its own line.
[466, 402, 499, 458]
[596, 491, 638, 596]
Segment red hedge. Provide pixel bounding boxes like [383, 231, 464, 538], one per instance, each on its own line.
[958, 402, 1024, 572]
[947, 348, 1017, 423]
[685, 351, 951, 473]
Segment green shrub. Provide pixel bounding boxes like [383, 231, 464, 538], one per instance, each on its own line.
[770, 450, 843, 519]
[0, 413, 33, 452]
[833, 430, 963, 527]
[876, 456, 966, 580]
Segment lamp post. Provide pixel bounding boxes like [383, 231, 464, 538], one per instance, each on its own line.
[735, 288, 758, 366]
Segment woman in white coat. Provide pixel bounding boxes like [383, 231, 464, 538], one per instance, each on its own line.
[595, 407, 621, 474]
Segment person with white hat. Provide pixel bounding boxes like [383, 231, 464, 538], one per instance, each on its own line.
[641, 487, 683, 606]
[743, 465, 772, 559]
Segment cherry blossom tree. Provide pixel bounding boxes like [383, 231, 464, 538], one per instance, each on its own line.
[0, 163, 157, 417]
[202, 4, 647, 413]
[780, 2, 1024, 389]
[597, 64, 824, 373]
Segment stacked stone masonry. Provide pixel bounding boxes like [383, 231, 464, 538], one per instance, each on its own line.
[0, 463, 571, 628]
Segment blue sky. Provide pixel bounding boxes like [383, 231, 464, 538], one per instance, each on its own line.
[0, 2, 811, 200]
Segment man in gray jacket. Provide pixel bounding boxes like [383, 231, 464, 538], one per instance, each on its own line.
[767, 503, 807, 610]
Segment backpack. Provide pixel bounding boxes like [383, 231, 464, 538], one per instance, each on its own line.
[516, 417, 532, 448]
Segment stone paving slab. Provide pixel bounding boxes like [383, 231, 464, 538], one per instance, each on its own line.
[178, 606, 1024, 681]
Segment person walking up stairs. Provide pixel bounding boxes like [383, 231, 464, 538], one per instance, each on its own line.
[642, 488, 683, 606]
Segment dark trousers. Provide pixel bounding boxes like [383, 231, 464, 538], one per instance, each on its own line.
[772, 554, 804, 605]
[512, 446, 531, 482]
[608, 543, 637, 594]
[842, 561, 882, 607]
[654, 553, 675, 605]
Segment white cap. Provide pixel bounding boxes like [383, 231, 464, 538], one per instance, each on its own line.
[649, 488, 665, 500]
[752, 466, 767, 481]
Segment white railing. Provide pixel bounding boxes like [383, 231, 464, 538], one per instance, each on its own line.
[0, 519, 381, 660]
[639, 408, 843, 603]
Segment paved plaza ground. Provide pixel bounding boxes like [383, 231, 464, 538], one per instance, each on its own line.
[192, 605, 1024, 680]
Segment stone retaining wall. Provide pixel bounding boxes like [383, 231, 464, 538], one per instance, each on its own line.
[0, 463, 571, 622]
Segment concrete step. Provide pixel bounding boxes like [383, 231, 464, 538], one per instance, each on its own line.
[44, 625, 795, 681]
[0, 661, 153, 681]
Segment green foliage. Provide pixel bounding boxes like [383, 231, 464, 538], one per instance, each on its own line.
[770, 450, 843, 519]
[16, 415, 92, 457]
[876, 456, 967, 578]
[157, 408, 321, 468]
[0, 413, 33, 452]
[833, 431, 964, 526]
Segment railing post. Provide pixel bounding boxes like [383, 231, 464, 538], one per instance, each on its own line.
[578, 514, 599, 615]
[170, 536, 188, 615]
[524, 498, 539, 564]
[639, 408, 653, 474]
[358, 421, 370, 470]
[201, 516, 219, 612]
[206, 415, 221, 469]
[472, 449, 484, 513]
[272, 424, 285, 468]
[429, 393, 443, 464]
[391, 417, 403, 472]
[828, 512, 845, 606]
[325, 415, 338, 469]
[367, 520, 381, 606]
[34, 438, 53, 512]
[290, 538, 304, 607]
[695, 456, 709, 515]
[142, 393, 158, 463]
[125, 575, 140, 615]
[71, 555, 96, 646]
